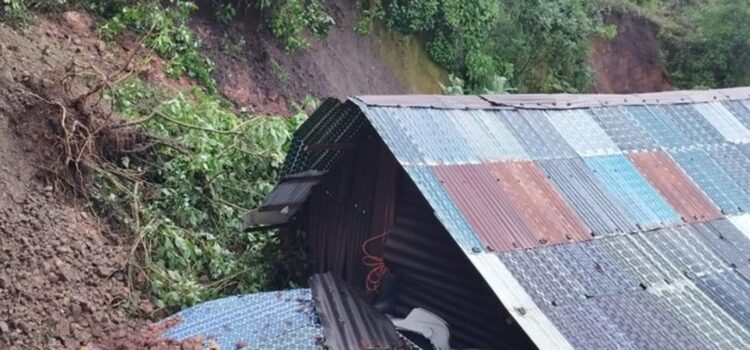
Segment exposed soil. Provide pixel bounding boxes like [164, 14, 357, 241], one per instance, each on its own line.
[192, 0, 421, 115]
[590, 11, 672, 93]
[0, 12, 160, 350]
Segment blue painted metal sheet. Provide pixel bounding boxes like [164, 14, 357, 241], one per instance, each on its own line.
[628, 105, 688, 149]
[705, 145, 750, 196]
[163, 289, 323, 350]
[537, 158, 638, 235]
[696, 271, 750, 329]
[363, 106, 426, 165]
[589, 106, 659, 151]
[546, 109, 620, 156]
[661, 104, 725, 146]
[401, 165, 485, 251]
[583, 155, 681, 230]
[669, 149, 750, 215]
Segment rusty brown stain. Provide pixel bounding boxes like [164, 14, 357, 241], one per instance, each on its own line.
[432, 163, 538, 251]
[486, 161, 592, 244]
[629, 150, 722, 223]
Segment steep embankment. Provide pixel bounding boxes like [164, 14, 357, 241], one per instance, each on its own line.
[193, 0, 446, 115]
[591, 11, 671, 93]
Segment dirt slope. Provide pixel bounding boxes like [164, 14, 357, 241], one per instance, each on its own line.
[0, 13, 155, 350]
[194, 0, 445, 115]
[591, 12, 671, 93]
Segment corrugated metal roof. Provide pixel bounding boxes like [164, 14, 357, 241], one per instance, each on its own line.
[257, 89, 750, 350]
[309, 273, 407, 350]
[668, 149, 750, 215]
[432, 163, 539, 251]
[693, 102, 750, 144]
[590, 106, 659, 151]
[583, 155, 681, 229]
[629, 151, 722, 223]
[486, 161, 591, 243]
[546, 109, 620, 156]
[537, 158, 638, 236]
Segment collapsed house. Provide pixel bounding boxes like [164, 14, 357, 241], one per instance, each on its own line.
[239, 88, 750, 349]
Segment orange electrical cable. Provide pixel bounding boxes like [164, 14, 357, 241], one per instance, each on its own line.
[362, 231, 389, 292]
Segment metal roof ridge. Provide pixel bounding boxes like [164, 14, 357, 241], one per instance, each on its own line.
[352, 86, 750, 110]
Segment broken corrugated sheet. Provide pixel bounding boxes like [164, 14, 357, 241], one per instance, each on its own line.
[486, 161, 591, 244]
[668, 149, 750, 215]
[310, 273, 406, 350]
[629, 151, 722, 223]
[433, 163, 539, 251]
[546, 109, 620, 156]
[537, 158, 638, 236]
[583, 155, 681, 229]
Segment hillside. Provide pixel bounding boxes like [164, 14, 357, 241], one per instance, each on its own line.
[0, 0, 746, 349]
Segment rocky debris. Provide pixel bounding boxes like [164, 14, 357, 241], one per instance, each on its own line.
[0, 11, 153, 350]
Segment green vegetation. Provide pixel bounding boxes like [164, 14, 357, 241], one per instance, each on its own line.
[659, 0, 750, 89]
[598, 0, 750, 89]
[357, 0, 614, 93]
[99, 79, 306, 309]
[99, 1, 216, 92]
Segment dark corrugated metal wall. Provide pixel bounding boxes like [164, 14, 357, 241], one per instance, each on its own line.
[306, 127, 398, 285]
[385, 170, 534, 350]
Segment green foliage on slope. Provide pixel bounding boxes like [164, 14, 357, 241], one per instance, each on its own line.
[357, 0, 614, 93]
[98, 80, 307, 309]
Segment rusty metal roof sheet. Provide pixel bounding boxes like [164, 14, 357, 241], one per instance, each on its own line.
[629, 151, 722, 223]
[256, 88, 750, 350]
[309, 273, 407, 350]
[486, 161, 591, 243]
[432, 163, 539, 251]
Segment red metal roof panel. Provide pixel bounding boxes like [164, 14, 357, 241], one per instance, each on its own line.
[485, 161, 591, 244]
[432, 164, 539, 251]
[629, 150, 722, 223]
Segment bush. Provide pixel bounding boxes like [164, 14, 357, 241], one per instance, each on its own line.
[99, 1, 217, 92]
[101, 79, 306, 308]
[382, 0, 439, 34]
[662, 0, 750, 88]
[257, 0, 334, 51]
